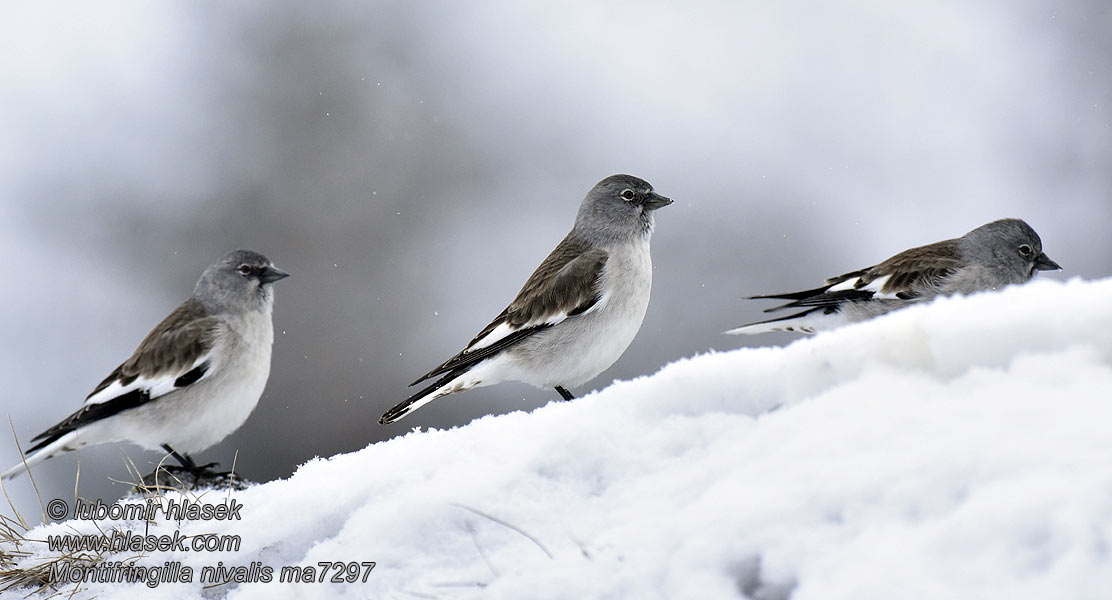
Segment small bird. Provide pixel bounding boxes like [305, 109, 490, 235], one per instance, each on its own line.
[726, 218, 1060, 335]
[380, 174, 672, 425]
[3, 250, 288, 480]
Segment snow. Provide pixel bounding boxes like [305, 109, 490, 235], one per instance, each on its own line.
[3, 276, 1111, 599]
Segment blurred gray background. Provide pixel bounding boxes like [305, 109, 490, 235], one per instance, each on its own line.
[1, 0, 1108, 513]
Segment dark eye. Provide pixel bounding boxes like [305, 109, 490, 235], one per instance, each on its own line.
[1018, 244, 1032, 257]
[238, 265, 255, 276]
[619, 189, 636, 202]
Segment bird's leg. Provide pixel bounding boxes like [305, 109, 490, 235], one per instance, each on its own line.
[162, 444, 197, 471]
[138, 444, 245, 492]
[555, 386, 575, 401]
[161, 444, 219, 475]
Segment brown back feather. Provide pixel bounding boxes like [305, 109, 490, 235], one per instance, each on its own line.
[861, 239, 964, 295]
[414, 233, 608, 385]
[465, 233, 606, 347]
[86, 298, 220, 399]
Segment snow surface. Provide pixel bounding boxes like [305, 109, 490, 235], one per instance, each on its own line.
[3, 276, 1112, 600]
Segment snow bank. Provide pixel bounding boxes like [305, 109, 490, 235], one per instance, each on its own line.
[3, 277, 1111, 599]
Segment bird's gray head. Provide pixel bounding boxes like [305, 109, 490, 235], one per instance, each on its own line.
[573, 174, 672, 242]
[193, 249, 289, 313]
[960, 219, 1060, 283]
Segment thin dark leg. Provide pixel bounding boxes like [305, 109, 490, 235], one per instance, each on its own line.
[141, 444, 241, 492]
[555, 386, 575, 401]
[162, 444, 198, 472]
[161, 444, 220, 475]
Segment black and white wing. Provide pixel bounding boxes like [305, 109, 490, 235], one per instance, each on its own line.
[727, 239, 964, 335]
[4, 298, 221, 477]
[379, 233, 608, 424]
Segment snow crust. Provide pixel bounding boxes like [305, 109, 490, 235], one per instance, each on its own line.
[4, 277, 1111, 599]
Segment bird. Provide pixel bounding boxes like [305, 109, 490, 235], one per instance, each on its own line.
[726, 218, 1060, 335]
[3, 249, 289, 480]
[379, 174, 672, 425]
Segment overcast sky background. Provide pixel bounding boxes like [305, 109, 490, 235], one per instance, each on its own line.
[1, 1, 1108, 512]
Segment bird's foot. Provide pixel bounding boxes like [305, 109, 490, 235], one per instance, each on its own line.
[132, 445, 251, 492]
[135, 464, 249, 493]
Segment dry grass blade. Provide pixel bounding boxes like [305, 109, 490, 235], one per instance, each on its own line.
[6, 418, 45, 525]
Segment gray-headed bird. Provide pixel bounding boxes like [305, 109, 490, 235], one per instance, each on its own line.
[727, 218, 1059, 335]
[3, 249, 288, 479]
[380, 174, 672, 425]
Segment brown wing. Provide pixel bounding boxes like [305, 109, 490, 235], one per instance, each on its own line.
[752, 238, 964, 313]
[860, 239, 964, 297]
[28, 298, 221, 454]
[412, 233, 608, 385]
[86, 297, 221, 399]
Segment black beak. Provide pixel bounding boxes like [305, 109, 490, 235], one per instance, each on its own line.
[259, 265, 290, 284]
[642, 191, 673, 211]
[1033, 253, 1061, 271]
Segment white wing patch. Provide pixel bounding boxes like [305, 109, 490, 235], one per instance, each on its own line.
[83, 353, 214, 406]
[827, 274, 902, 299]
[465, 292, 610, 352]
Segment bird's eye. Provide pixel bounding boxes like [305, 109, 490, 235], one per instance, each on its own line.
[1018, 244, 1032, 257]
[619, 189, 636, 202]
[238, 265, 254, 276]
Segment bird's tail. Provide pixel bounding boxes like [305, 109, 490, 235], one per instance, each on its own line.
[724, 308, 828, 336]
[2, 430, 80, 480]
[379, 367, 472, 425]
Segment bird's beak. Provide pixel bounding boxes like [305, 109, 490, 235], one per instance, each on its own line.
[259, 265, 291, 284]
[1033, 253, 1061, 271]
[642, 191, 673, 211]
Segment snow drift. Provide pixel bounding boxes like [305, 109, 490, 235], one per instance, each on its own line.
[3, 276, 1111, 600]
